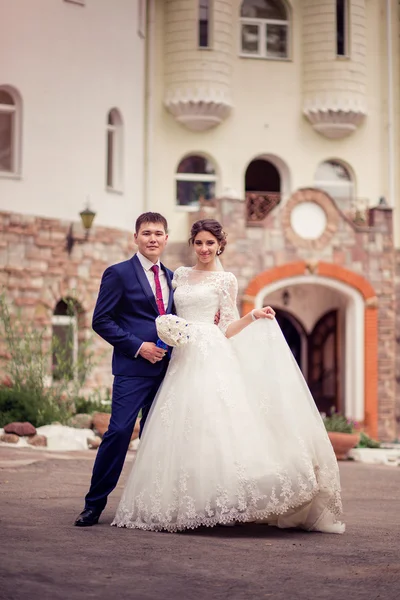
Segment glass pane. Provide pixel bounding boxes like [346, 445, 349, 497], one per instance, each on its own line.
[54, 299, 77, 317]
[241, 0, 286, 20]
[176, 180, 216, 207]
[319, 183, 353, 200]
[0, 90, 14, 105]
[199, 0, 209, 47]
[52, 324, 74, 381]
[177, 155, 215, 175]
[0, 111, 13, 172]
[241, 24, 260, 54]
[336, 0, 346, 56]
[107, 131, 114, 187]
[266, 24, 287, 58]
[315, 160, 351, 182]
[54, 300, 69, 316]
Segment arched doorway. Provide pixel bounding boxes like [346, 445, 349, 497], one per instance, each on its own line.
[261, 281, 349, 418]
[244, 157, 282, 222]
[242, 261, 378, 437]
[274, 307, 340, 415]
[274, 309, 305, 371]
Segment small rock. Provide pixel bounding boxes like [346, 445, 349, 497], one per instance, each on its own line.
[87, 436, 101, 450]
[4, 422, 36, 436]
[92, 412, 110, 437]
[27, 434, 47, 447]
[0, 433, 20, 444]
[68, 414, 93, 430]
[93, 412, 140, 440]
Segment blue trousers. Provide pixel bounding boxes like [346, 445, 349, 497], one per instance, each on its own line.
[85, 371, 167, 512]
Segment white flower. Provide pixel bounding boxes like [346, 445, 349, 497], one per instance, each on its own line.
[156, 315, 191, 347]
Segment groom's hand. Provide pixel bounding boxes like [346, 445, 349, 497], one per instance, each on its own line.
[139, 342, 166, 364]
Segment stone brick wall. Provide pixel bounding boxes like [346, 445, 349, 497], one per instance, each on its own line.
[0, 211, 136, 392]
[1, 197, 397, 441]
[394, 249, 400, 436]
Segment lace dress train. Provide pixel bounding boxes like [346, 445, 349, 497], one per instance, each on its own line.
[112, 267, 345, 533]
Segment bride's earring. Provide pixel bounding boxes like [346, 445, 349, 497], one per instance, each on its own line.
[217, 249, 221, 255]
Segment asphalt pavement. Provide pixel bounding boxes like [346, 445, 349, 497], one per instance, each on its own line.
[0, 446, 399, 600]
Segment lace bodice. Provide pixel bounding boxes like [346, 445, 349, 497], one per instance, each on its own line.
[172, 267, 239, 335]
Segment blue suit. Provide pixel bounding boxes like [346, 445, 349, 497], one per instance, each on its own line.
[85, 254, 174, 512]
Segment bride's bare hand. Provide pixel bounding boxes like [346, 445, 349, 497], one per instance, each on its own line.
[252, 306, 275, 320]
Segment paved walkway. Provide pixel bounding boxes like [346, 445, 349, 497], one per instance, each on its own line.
[0, 446, 399, 600]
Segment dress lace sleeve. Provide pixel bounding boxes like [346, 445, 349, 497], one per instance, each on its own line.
[218, 273, 240, 336]
[172, 266, 184, 289]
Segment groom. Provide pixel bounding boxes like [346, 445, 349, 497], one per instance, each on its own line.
[74, 212, 174, 526]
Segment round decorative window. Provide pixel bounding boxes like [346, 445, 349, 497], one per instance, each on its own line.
[290, 202, 327, 240]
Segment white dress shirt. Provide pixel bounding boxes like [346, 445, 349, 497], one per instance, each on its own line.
[136, 251, 170, 311]
[135, 251, 170, 358]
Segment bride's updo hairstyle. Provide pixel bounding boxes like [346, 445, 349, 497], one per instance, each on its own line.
[189, 219, 227, 255]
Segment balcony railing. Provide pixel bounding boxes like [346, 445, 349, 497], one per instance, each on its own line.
[246, 191, 281, 225]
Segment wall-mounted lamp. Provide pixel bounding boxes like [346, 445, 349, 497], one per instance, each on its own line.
[282, 289, 290, 307]
[66, 205, 96, 254]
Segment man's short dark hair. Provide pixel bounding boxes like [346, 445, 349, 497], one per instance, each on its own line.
[135, 212, 168, 234]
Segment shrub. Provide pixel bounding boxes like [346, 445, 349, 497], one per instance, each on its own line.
[0, 387, 70, 428]
[323, 409, 355, 434]
[74, 388, 112, 415]
[0, 292, 96, 426]
[357, 431, 381, 448]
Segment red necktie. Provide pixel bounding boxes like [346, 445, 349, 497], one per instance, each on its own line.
[151, 264, 166, 315]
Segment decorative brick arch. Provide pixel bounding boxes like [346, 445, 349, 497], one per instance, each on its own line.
[242, 261, 378, 438]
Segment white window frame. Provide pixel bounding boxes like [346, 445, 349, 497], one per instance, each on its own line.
[106, 109, 124, 194]
[315, 161, 355, 204]
[0, 87, 21, 178]
[239, 16, 290, 60]
[51, 314, 78, 382]
[138, 0, 147, 38]
[175, 156, 218, 212]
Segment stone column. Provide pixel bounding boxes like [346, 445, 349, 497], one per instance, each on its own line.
[302, 0, 367, 138]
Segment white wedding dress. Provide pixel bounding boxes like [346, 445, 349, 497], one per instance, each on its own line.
[112, 267, 345, 534]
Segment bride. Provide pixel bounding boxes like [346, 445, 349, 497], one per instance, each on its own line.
[112, 219, 345, 534]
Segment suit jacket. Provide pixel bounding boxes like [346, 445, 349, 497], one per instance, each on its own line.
[92, 254, 174, 377]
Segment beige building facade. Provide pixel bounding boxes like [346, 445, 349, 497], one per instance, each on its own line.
[1, 0, 400, 440]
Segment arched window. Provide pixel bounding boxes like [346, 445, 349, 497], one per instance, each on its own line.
[0, 87, 21, 175]
[51, 299, 78, 381]
[245, 158, 281, 222]
[106, 108, 123, 191]
[314, 160, 354, 209]
[175, 154, 217, 208]
[245, 158, 281, 193]
[240, 0, 289, 59]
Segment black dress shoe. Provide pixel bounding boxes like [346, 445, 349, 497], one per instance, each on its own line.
[74, 508, 101, 527]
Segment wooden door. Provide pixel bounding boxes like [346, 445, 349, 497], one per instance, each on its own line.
[308, 310, 339, 415]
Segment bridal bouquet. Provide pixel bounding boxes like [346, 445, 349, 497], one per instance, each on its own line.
[156, 314, 192, 347]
